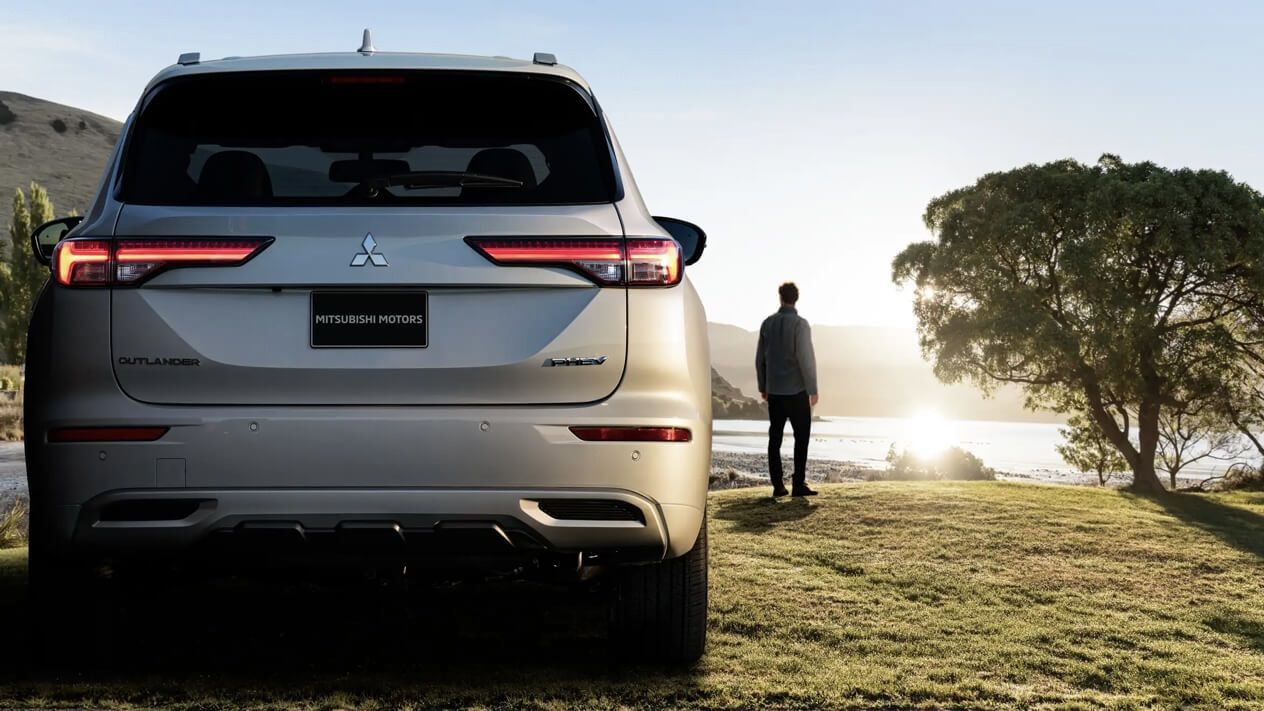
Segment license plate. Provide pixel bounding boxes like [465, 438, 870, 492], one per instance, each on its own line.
[310, 291, 428, 348]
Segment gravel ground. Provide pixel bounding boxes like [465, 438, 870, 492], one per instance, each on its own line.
[0, 442, 24, 510]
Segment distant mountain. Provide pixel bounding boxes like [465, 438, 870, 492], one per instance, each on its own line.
[0, 92, 122, 230]
[709, 321, 1060, 423]
[712, 368, 764, 419]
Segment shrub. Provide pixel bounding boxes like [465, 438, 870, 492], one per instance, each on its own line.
[1216, 464, 1264, 492]
[0, 365, 23, 441]
[0, 101, 14, 126]
[0, 497, 26, 548]
[49, 118, 67, 133]
[873, 445, 996, 482]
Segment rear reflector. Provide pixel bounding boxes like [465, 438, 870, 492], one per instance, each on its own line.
[466, 237, 681, 286]
[53, 237, 273, 286]
[48, 426, 170, 443]
[568, 426, 692, 442]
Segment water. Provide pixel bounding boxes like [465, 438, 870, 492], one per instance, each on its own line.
[713, 416, 1248, 483]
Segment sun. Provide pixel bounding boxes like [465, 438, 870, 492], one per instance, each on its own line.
[900, 409, 956, 458]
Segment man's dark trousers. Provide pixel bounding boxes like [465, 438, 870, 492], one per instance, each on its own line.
[768, 391, 811, 489]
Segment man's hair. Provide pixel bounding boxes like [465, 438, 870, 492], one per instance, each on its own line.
[778, 281, 799, 305]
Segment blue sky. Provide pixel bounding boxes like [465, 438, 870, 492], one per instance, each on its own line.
[6, 1, 1264, 329]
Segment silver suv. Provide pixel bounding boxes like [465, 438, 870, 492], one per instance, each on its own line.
[25, 41, 711, 662]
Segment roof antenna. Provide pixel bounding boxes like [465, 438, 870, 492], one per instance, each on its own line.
[358, 28, 376, 55]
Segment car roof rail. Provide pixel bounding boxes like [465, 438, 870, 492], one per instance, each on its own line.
[177, 52, 200, 66]
[533, 52, 557, 66]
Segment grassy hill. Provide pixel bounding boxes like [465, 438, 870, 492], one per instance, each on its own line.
[0, 92, 122, 230]
[1, 482, 1261, 708]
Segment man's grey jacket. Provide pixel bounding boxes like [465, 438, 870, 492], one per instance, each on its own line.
[755, 305, 818, 396]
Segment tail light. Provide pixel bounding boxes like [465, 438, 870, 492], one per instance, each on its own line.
[465, 237, 681, 286]
[569, 426, 692, 442]
[54, 239, 111, 286]
[53, 237, 273, 287]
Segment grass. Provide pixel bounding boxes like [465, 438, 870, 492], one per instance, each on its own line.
[1, 482, 1263, 709]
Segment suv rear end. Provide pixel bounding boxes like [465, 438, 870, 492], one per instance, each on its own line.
[25, 51, 711, 662]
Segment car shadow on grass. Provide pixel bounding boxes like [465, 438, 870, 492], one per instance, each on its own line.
[711, 495, 817, 533]
[0, 563, 704, 705]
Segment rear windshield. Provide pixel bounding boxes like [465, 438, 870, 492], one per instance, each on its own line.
[119, 71, 618, 206]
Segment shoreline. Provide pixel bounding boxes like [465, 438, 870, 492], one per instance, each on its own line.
[710, 449, 871, 490]
[709, 448, 1149, 490]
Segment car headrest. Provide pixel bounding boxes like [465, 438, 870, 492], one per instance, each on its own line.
[329, 159, 412, 184]
[197, 151, 274, 201]
[465, 148, 537, 189]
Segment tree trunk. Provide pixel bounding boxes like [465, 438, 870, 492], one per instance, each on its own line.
[1077, 370, 1166, 493]
[1132, 402, 1167, 494]
[1131, 457, 1166, 493]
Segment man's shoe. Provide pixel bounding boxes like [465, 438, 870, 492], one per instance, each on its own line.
[792, 486, 818, 497]
[772, 485, 790, 498]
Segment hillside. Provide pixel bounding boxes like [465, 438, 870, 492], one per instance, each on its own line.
[1, 482, 1261, 707]
[710, 321, 1059, 423]
[711, 367, 763, 418]
[0, 92, 121, 230]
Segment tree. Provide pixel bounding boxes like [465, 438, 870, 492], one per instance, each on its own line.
[1056, 415, 1128, 486]
[3, 183, 55, 364]
[1155, 404, 1246, 490]
[892, 155, 1264, 493]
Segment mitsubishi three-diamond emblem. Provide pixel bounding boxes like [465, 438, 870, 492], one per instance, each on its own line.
[350, 233, 388, 267]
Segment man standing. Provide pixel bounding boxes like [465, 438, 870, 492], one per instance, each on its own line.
[755, 282, 819, 498]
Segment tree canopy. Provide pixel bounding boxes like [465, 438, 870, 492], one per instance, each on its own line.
[892, 155, 1264, 492]
[4, 183, 56, 364]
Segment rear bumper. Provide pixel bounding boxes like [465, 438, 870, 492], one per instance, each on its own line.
[31, 405, 710, 561]
[65, 487, 691, 563]
[26, 279, 713, 563]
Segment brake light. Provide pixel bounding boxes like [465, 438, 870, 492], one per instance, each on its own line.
[568, 426, 692, 442]
[465, 237, 682, 286]
[324, 75, 407, 85]
[53, 237, 273, 286]
[626, 238, 682, 285]
[54, 239, 111, 286]
[48, 426, 170, 443]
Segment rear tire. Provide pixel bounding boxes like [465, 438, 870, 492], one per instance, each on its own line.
[610, 516, 708, 664]
[26, 510, 101, 660]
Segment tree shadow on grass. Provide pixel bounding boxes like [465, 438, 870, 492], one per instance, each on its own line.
[0, 562, 703, 706]
[1204, 607, 1264, 653]
[711, 495, 817, 533]
[1141, 491, 1264, 562]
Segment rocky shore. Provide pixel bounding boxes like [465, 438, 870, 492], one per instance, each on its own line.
[709, 449, 870, 490]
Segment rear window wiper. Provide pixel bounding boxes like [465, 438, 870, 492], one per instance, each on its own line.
[367, 171, 525, 191]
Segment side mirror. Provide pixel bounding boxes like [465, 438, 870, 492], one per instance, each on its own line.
[30, 216, 83, 265]
[653, 217, 707, 266]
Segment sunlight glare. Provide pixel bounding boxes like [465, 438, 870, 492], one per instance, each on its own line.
[900, 409, 956, 458]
